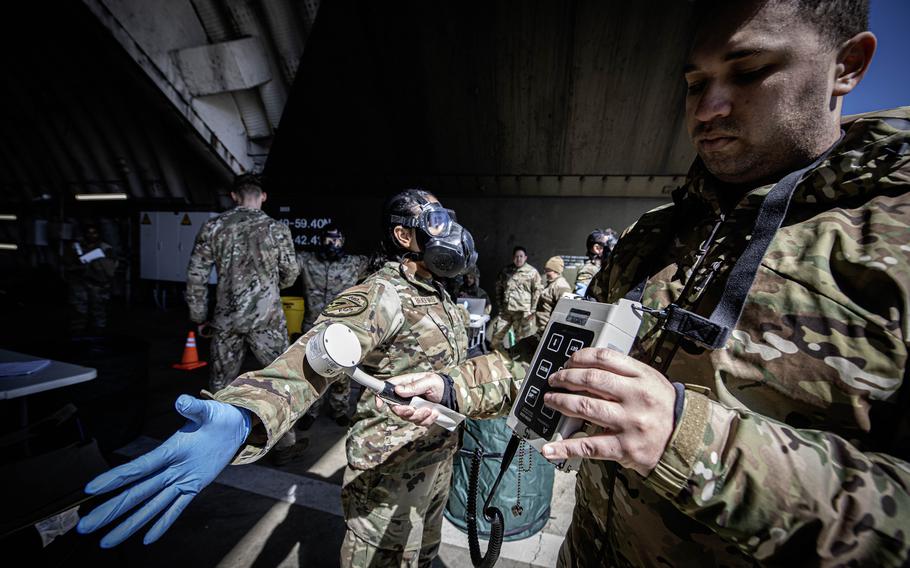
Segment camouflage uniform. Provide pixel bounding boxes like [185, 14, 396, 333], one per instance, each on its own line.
[186, 206, 299, 392]
[446, 108, 910, 566]
[212, 261, 470, 567]
[490, 263, 542, 346]
[296, 251, 369, 419]
[536, 274, 571, 331]
[574, 257, 600, 296]
[64, 241, 118, 332]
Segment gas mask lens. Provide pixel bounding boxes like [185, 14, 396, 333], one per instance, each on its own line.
[423, 208, 452, 237]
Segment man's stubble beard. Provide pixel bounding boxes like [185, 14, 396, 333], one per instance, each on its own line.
[699, 76, 835, 185]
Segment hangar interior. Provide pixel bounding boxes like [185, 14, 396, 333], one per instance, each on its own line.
[0, 1, 698, 566]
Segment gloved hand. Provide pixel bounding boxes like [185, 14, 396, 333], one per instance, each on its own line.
[76, 395, 251, 547]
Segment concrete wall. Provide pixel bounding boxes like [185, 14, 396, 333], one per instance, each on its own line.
[445, 196, 668, 293]
[271, 194, 668, 301]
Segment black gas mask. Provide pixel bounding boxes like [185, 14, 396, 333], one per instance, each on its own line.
[317, 228, 345, 261]
[391, 202, 477, 278]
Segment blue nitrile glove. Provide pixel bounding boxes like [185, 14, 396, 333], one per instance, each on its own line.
[76, 395, 252, 548]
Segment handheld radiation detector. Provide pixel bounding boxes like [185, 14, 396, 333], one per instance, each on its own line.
[306, 323, 465, 430]
[506, 297, 643, 471]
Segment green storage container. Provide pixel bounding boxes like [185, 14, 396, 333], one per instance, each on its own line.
[445, 417, 555, 541]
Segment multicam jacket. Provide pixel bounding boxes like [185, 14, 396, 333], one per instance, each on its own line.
[496, 263, 542, 314]
[449, 108, 910, 566]
[536, 275, 572, 330]
[296, 251, 369, 329]
[186, 207, 298, 333]
[213, 261, 470, 472]
[574, 257, 601, 295]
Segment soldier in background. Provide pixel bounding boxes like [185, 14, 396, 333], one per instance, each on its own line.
[64, 223, 118, 334]
[535, 256, 571, 332]
[490, 246, 541, 347]
[574, 228, 617, 296]
[296, 224, 368, 428]
[457, 265, 491, 314]
[186, 173, 306, 466]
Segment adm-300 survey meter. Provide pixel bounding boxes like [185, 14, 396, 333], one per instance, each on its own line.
[467, 296, 644, 567]
[507, 296, 644, 471]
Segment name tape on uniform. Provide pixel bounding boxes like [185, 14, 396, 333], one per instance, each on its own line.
[411, 296, 439, 307]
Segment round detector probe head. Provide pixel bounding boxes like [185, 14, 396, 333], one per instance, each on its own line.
[305, 323, 362, 378]
[305, 323, 389, 394]
[306, 323, 466, 431]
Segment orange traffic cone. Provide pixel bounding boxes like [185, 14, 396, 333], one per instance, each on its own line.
[172, 331, 208, 370]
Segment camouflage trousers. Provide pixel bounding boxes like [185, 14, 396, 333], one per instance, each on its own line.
[209, 327, 289, 393]
[69, 281, 112, 333]
[340, 459, 453, 567]
[306, 376, 351, 419]
[489, 310, 536, 348]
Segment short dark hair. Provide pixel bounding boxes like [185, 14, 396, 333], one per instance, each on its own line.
[233, 173, 263, 199]
[513, 246, 527, 255]
[787, 0, 869, 46]
[696, 0, 869, 48]
[380, 188, 435, 254]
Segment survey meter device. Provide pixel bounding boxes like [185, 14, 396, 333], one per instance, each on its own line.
[506, 297, 643, 471]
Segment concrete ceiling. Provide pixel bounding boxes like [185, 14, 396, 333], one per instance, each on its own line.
[0, 0, 698, 209]
[267, 0, 698, 198]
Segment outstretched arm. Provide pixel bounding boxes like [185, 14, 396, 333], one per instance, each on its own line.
[78, 279, 404, 547]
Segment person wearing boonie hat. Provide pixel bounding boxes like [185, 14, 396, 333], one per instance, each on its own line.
[536, 255, 572, 331]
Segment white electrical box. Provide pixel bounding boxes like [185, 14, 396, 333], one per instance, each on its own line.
[139, 211, 218, 283]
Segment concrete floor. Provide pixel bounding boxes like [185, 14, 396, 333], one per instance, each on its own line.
[13, 303, 576, 567]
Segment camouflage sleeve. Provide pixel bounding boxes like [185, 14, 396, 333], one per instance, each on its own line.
[530, 271, 542, 314]
[449, 339, 535, 419]
[497, 268, 508, 307]
[644, 389, 910, 564]
[275, 222, 300, 289]
[355, 255, 370, 279]
[556, 278, 572, 299]
[212, 278, 405, 464]
[574, 266, 593, 294]
[185, 220, 215, 323]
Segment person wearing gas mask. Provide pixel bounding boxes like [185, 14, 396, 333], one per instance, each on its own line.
[574, 228, 617, 296]
[295, 224, 369, 428]
[76, 188, 481, 567]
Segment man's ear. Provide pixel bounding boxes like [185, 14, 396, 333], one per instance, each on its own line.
[260, 191, 267, 204]
[833, 31, 876, 97]
[230, 191, 240, 204]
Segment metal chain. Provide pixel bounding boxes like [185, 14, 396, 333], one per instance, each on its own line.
[512, 440, 532, 517]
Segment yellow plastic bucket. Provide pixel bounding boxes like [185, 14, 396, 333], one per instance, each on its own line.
[281, 296, 306, 338]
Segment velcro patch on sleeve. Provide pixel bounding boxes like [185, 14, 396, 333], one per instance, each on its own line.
[322, 292, 370, 317]
[411, 295, 439, 307]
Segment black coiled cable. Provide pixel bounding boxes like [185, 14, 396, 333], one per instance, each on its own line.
[465, 434, 522, 568]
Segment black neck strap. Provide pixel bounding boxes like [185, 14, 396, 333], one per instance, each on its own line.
[631, 138, 841, 350]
